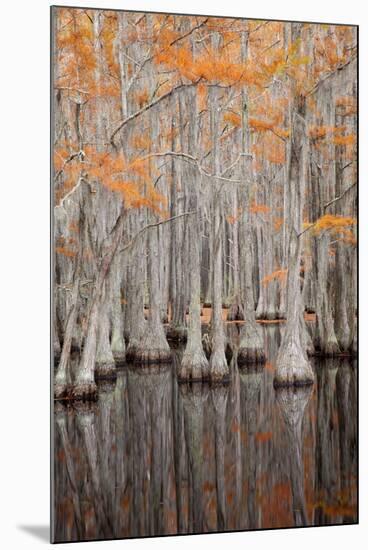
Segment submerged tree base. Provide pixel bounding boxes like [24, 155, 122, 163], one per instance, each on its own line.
[112, 351, 126, 365]
[166, 325, 188, 342]
[237, 347, 266, 365]
[227, 302, 244, 321]
[95, 361, 117, 380]
[71, 382, 98, 401]
[256, 310, 278, 321]
[125, 342, 138, 363]
[209, 349, 230, 384]
[274, 344, 315, 388]
[54, 382, 72, 400]
[237, 322, 266, 366]
[178, 348, 210, 382]
[134, 348, 172, 364]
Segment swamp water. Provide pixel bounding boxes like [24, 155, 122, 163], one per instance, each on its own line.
[53, 324, 357, 542]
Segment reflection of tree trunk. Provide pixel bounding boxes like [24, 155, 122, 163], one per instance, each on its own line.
[75, 402, 113, 539]
[128, 365, 175, 537]
[240, 368, 262, 529]
[231, 370, 242, 528]
[212, 386, 229, 531]
[336, 360, 358, 523]
[314, 360, 338, 525]
[96, 381, 116, 530]
[173, 352, 188, 533]
[181, 384, 207, 533]
[54, 403, 83, 541]
[275, 385, 313, 527]
[113, 371, 130, 538]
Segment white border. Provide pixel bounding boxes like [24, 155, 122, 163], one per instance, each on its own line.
[1, 1, 366, 548]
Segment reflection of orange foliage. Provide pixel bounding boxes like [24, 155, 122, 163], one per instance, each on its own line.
[230, 418, 240, 433]
[255, 431, 273, 443]
[120, 494, 130, 511]
[265, 362, 275, 372]
[259, 482, 293, 528]
[203, 481, 215, 493]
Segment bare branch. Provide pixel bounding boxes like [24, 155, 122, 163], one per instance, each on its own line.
[137, 151, 243, 184]
[110, 80, 202, 147]
[306, 54, 357, 97]
[323, 182, 357, 211]
[119, 211, 197, 254]
[297, 182, 357, 238]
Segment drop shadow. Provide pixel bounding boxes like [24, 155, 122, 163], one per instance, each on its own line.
[17, 525, 49, 543]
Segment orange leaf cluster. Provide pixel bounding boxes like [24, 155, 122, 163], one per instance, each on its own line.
[155, 43, 268, 88]
[84, 147, 167, 214]
[332, 134, 355, 146]
[262, 269, 288, 287]
[313, 214, 356, 235]
[223, 111, 241, 127]
[250, 202, 270, 215]
[55, 246, 77, 258]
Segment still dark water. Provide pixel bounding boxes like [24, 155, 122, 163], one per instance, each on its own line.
[53, 325, 357, 543]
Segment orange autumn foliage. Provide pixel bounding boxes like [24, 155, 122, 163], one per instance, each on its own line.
[312, 214, 356, 234]
[55, 246, 77, 258]
[262, 269, 288, 287]
[250, 202, 270, 215]
[223, 111, 241, 127]
[255, 431, 273, 443]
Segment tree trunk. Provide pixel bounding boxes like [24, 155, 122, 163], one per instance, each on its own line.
[274, 93, 314, 386]
[95, 287, 116, 378]
[238, 29, 265, 365]
[73, 210, 126, 399]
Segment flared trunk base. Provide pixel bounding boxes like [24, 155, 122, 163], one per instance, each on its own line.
[112, 351, 126, 365]
[178, 348, 210, 382]
[95, 361, 117, 379]
[237, 322, 265, 365]
[274, 346, 315, 388]
[209, 349, 230, 384]
[134, 348, 172, 364]
[237, 347, 266, 366]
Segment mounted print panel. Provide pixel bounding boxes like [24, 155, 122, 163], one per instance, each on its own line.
[51, 5, 358, 544]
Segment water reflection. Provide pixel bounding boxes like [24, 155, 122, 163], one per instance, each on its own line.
[53, 326, 357, 542]
[275, 385, 313, 527]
